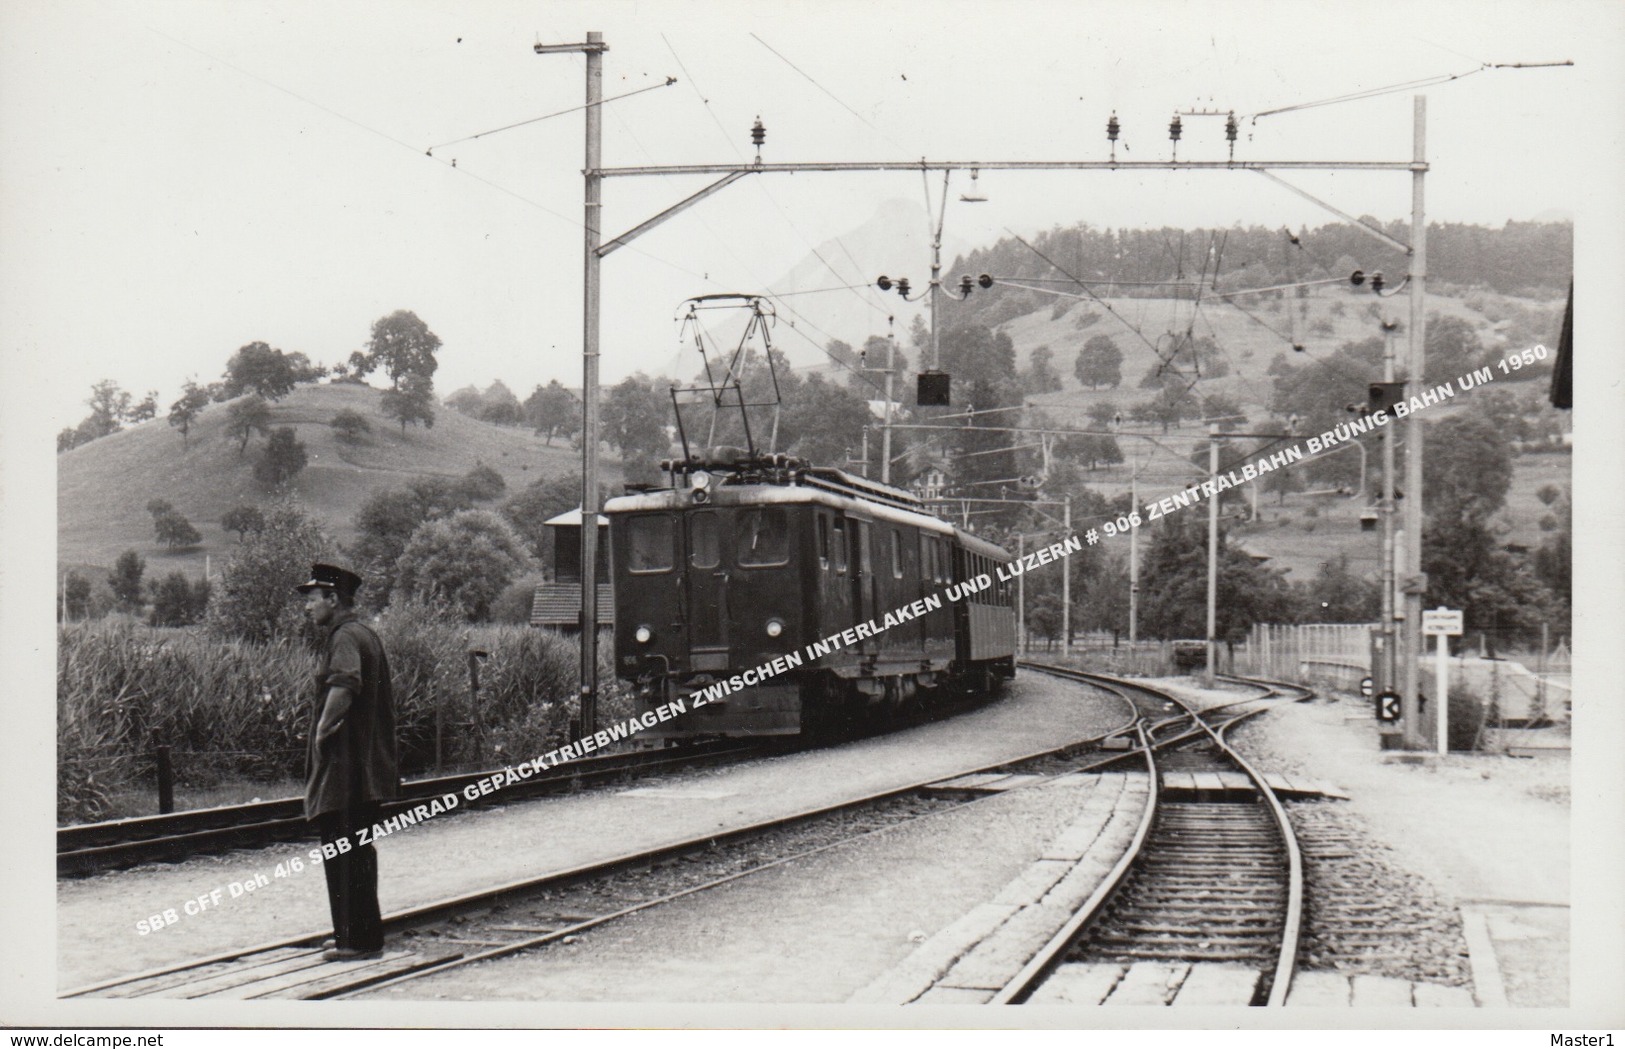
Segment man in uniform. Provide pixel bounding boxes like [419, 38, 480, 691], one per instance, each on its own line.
[298, 563, 398, 961]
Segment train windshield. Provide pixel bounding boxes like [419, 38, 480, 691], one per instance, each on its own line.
[626, 514, 674, 573]
[689, 511, 720, 569]
[735, 507, 789, 567]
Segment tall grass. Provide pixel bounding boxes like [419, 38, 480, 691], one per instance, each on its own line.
[57, 604, 623, 823]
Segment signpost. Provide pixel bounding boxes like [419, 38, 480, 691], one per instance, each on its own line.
[1375, 689, 1402, 724]
[1421, 607, 1464, 755]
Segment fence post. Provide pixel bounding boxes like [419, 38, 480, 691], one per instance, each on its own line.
[155, 744, 174, 815]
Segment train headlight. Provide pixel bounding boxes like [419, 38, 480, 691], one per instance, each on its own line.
[635, 625, 654, 644]
[765, 618, 785, 638]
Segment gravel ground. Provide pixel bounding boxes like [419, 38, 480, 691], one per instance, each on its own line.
[357, 771, 1119, 1003]
[1193, 679, 1570, 1006]
[58, 673, 1132, 991]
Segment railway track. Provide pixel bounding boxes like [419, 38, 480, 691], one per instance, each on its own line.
[995, 667, 1308, 1006]
[65, 669, 1319, 1004]
[57, 740, 757, 877]
[64, 673, 1147, 1001]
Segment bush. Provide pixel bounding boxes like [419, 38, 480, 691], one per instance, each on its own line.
[490, 573, 544, 625]
[205, 500, 333, 643]
[331, 409, 372, 442]
[1446, 685, 1487, 752]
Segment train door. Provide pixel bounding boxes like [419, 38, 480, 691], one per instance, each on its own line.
[684, 509, 730, 671]
[851, 518, 878, 657]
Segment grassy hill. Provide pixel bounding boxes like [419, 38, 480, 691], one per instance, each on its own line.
[991, 286, 1570, 581]
[57, 382, 606, 577]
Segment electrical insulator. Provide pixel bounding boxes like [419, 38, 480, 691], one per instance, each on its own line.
[750, 117, 766, 149]
[876, 275, 892, 291]
[896, 277, 911, 297]
[1106, 113, 1120, 142]
[1371, 271, 1385, 293]
[978, 273, 993, 288]
[1168, 114, 1182, 142]
[1225, 112, 1238, 143]
[1349, 269, 1366, 286]
[959, 275, 973, 296]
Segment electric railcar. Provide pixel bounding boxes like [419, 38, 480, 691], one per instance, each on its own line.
[604, 454, 1016, 739]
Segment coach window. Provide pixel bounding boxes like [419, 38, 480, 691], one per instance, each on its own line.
[627, 515, 674, 573]
[736, 507, 790, 567]
[891, 530, 904, 579]
[689, 511, 719, 569]
[817, 515, 830, 569]
[832, 519, 848, 573]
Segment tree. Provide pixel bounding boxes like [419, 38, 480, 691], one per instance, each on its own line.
[351, 310, 442, 389]
[220, 342, 304, 400]
[62, 571, 92, 621]
[477, 380, 522, 425]
[330, 408, 372, 442]
[1423, 415, 1512, 525]
[168, 380, 211, 448]
[226, 395, 272, 456]
[1200, 393, 1247, 431]
[393, 509, 533, 621]
[380, 372, 436, 432]
[149, 571, 208, 627]
[1136, 515, 1296, 641]
[205, 499, 333, 642]
[146, 498, 174, 519]
[525, 380, 579, 445]
[153, 509, 202, 550]
[601, 374, 670, 479]
[1299, 554, 1379, 622]
[1024, 345, 1064, 395]
[349, 476, 476, 601]
[783, 373, 874, 468]
[108, 550, 145, 613]
[1423, 314, 1485, 386]
[129, 390, 159, 423]
[445, 385, 485, 416]
[254, 427, 308, 487]
[461, 463, 506, 501]
[221, 505, 266, 541]
[1074, 335, 1124, 389]
[83, 380, 131, 441]
[500, 473, 610, 569]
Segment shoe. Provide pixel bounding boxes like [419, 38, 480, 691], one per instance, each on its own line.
[322, 947, 384, 962]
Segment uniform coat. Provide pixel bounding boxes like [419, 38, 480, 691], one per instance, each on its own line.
[304, 611, 399, 820]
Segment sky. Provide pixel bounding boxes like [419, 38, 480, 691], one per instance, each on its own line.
[1, 0, 1614, 436]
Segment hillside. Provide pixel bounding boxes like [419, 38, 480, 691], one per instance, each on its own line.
[57, 382, 605, 576]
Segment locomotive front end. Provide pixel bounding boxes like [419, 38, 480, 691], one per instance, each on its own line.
[606, 484, 813, 739]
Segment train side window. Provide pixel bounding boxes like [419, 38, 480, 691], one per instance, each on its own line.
[736, 507, 790, 567]
[689, 511, 719, 569]
[832, 519, 848, 573]
[891, 530, 903, 579]
[817, 515, 830, 569]
[627, 514, 674, 573]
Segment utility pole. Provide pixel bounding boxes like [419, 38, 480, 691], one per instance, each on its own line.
[1128, 467, 1140, 645]
[1206, 425, 1220, 688]
[1400, 96, 1429, 749]
[535, 31, 607, 740]
[1379, 320, 1399, 697]
[1062, 495, 1072, 658]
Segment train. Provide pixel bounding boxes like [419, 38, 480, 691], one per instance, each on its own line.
[603, 451, 1017, 739]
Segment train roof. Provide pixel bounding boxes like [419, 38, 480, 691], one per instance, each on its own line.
[603, 461, 1011, 559]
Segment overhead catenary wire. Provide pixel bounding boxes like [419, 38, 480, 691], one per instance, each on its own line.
[426, 78, 678, 153]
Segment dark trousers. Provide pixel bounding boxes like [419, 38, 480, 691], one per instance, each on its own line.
[314, 802, 383, 951]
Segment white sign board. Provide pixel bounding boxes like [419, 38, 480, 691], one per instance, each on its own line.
[1422, 608, 1463, 636]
